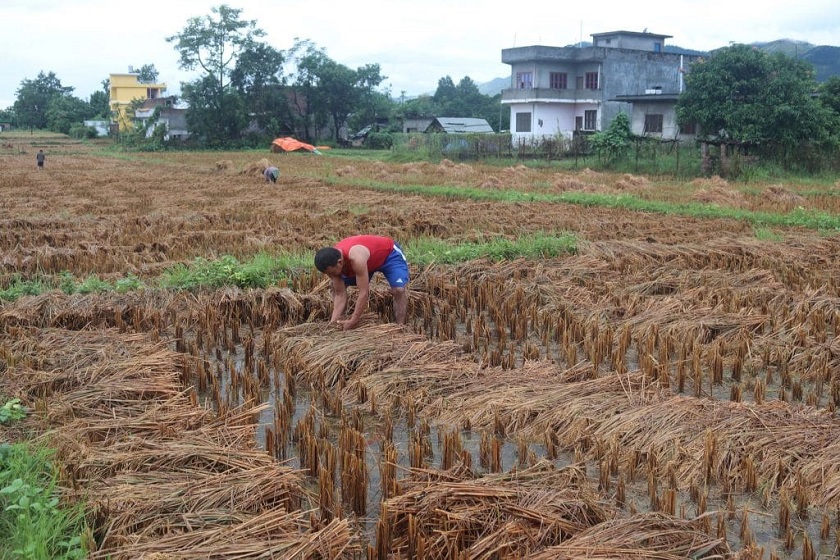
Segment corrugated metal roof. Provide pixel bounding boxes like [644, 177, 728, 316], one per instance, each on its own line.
[433, 117, 494, 133]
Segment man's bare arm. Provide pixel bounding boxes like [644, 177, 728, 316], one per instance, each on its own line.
[330, 276, 347, 322]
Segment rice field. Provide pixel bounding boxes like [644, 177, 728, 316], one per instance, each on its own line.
[1, 133, 840, 559]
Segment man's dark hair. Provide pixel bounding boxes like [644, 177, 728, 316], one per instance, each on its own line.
[314, 247, 342, 272]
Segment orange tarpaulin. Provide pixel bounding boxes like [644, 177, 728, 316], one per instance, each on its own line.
[271, 137, 328, 153]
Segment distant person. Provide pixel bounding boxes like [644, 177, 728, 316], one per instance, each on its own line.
[263, 166, 279, 184]
[36, 149, 45, 169]
[314, 235, 409, 330]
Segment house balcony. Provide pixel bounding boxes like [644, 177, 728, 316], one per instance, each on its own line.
[501, 87, 602, 103]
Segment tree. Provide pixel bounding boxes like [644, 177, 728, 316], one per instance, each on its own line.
[181, 75, 247, 147]
[818, 76, 840, 136]
[432, 76, 458, 110]
[283, 38, 392, 142]
[88, 80, 110, 119]
[46, 95, 95, 134]
[315, 60, 385, 143]
[591, 111, 632, 162]
[13, 71, 74, 130]
[286, 39, 331, 141]
[167, 4, 263, 93]
[167, 4, 265, 144]
[230, 42, 289, 134]
[677, 44, 833, 168]
[402, 75, 503, 132]
[137, 64, 160, 84]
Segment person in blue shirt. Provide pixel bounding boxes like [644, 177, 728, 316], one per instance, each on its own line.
[263, 166, 279, 184]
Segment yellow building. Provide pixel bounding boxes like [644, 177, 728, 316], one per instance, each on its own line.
[109, 72, 167, 131]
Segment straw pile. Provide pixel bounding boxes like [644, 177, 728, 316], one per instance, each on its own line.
[213, 159, 234, 172]
[692, 185, 748, 208]
[274, 321, 465, 387]
[528, 512, 728, 559]
[592, 396, 840, 504]
[240, 158, 274, 176]
[2, 326, 361, 558]
[379, 461, 615, 558]
[762, 184, 806, 206]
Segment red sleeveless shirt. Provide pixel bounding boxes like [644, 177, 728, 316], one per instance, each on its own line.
[335, 235, 394, 275]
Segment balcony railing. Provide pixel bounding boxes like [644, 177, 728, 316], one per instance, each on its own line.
[501, 87, 602, 102]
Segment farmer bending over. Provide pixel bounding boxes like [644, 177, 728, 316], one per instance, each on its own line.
[264, 166, 279, 183]
[314, 235, 409, 330]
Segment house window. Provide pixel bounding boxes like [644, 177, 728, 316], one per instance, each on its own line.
[516, 72, 533, 89]
[549, 72, 567, 90]
[654, 42, 662, 53]
[585, 72, 599, 90]
[644, 114, 664, 133]
[584, 110, 597, 130]
[515, 112, 532, 132]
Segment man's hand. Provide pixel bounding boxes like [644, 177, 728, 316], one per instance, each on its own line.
[337, 318, 359, 331]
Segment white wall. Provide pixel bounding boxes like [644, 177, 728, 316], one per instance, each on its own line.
[508, 102, 599, 143]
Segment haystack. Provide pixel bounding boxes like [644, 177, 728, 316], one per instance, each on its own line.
[335, 165, 358, 177]
[213, 159, 234, 172]
[240, 158, 273, 176]
[529, 512, 728, 559]
[691, 185, 747, 208]
[762, 184, 806, 206]
[552, 174, 590, 192]
[3, 326, 359, 559]
[614, 173, 650, 190]
[380, 461, 613, 558]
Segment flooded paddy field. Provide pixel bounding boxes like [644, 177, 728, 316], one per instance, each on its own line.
[2, 137, 840, 558]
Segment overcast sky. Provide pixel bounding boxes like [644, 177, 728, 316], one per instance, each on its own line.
[2, 0, 839, 110]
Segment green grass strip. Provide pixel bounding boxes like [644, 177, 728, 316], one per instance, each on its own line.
[0, 234, 577, 302]
[0, 442, 87, 559]
[325, 177, 840, 232]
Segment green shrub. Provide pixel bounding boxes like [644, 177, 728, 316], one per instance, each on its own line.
[365, 132, 393, 149]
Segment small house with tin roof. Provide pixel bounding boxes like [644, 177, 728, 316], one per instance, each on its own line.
[426, 117, 494, 134]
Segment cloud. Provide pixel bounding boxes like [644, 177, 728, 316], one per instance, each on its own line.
[1, 0, 837, 110]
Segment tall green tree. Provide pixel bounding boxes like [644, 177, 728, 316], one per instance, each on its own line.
[230, 43, 289, 134]
[677, 44, 832, 168]
[432, 76, 458, 111]
[88, 79, 110, 119]
[286, 39, 389, 142]
[167, 4, 265, 144]
[45, 95, 95, 134]
[181, 75, 247, 147]
[137, 64, 160, 83]
[287, 39, 331, 141]
[401, 75, 503, 132]
[13, 71, 74, 130]
[820, 76, 840, 114]
[318, 61, 385, 143]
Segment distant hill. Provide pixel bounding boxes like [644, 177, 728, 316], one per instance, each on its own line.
[477, 77, 508, 96]
[799, 46, 840, 82]
[475, 38, 839, 96]
[737, 40, 839, 82]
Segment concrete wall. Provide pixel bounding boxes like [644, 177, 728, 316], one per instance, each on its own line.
[502, 44, 699, 141]
[109, 73, 167, 131]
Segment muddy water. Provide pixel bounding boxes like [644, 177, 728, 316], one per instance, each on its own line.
[187, 332, 836, 557]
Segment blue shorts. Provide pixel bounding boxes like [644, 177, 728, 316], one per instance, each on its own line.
[342, 242, 410, 288]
